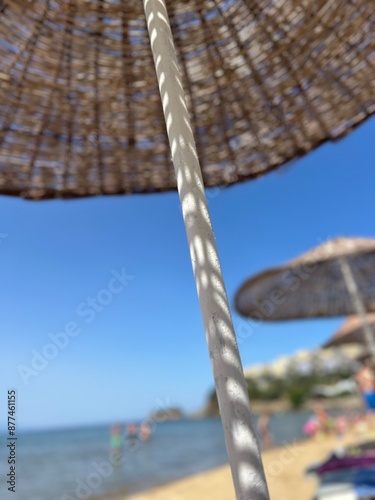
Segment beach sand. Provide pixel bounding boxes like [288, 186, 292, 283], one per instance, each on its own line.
[129, 433, 362, 500]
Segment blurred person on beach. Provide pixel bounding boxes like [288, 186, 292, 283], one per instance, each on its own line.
[110, 424, 124, 463]
[313, 403, 333, 437]
[258, 413, 272, 449]
[126, 422, 138, 437]
[303, 404, 330, 439]
[355, 360, 375, 413]
[140, 421, 152, 442]
[334, 415, 348, 439]
[303, 417, 318, 438]
[125, 422, 140, 452]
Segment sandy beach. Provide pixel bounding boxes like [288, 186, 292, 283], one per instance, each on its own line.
[129, 433, 362, 500]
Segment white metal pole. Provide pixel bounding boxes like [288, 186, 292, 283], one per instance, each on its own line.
[339, 257, 375, 358]
[143, 1, 269, 498]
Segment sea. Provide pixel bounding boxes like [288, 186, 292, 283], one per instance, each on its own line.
[1, 412, 313, 500]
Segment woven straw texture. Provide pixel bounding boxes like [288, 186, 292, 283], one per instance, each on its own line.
[235, 238, 375, 320]
[323, 314, 375, 348]
[0, 0, 374, 199]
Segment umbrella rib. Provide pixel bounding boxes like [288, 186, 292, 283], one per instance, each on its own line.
[0, 0, 50, 146]
[1, 2, 47, 75]
[320, 14, 375, 114]
[25, 10, 69, 189]
[93, 0, 104, 193]
[119, 8, 134, 192]
[329, 1, 375, 76]
[308, 25, 370, 127]
[352, 0, 375, 73]
[121, 8, 135, 151]
[196, 3, 271, 171]
[272, 0, 372, 121]
[62, 0, 77, 194]
[196, 7, 238, 170]
[244, 0, 330, 140]
[212, 0, 303, 157]
[88, 8, 133, 194]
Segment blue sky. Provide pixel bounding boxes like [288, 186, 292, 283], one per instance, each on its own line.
[1, 117, 374, 431]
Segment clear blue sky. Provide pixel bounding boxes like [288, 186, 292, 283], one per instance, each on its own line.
[1, 118, 374, 431]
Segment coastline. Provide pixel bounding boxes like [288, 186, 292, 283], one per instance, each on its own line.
[127, 432, 360, 500]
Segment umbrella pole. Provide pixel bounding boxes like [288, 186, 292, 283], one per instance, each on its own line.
[339, 257, 375, 358]
[143, 1, 269, 498]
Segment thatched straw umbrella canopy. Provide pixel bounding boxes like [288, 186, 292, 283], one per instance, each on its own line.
[0, 1, 374, 200]
[235, 237, 375, 321]
[323, 315, 375, 349]
[1, 2, 375, 498]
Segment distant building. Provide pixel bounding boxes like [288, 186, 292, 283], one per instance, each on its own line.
[243, 344, 362, 381]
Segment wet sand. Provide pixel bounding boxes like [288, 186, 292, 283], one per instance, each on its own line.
[129, 433, 361, 500]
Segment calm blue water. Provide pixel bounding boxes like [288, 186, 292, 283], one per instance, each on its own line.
[0, 413, 310, 500]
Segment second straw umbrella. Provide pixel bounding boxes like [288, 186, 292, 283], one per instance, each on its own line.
[235, 237, 375, 357]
